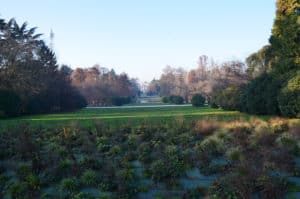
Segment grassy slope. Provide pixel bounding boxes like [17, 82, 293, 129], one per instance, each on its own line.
[0, 106, 277, 130]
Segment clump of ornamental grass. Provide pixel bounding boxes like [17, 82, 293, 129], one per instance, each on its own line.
[222, 120, 252, 133]
[80, 169, 97, 186]
[256, 175, 287, 199]
[254, 120, 271, 135]
[289, 123, 300, 138]
[194, 134, 226, 160]
[194, 119, 219, 137]
[269, 118, 289, 134]
[60, 177, 80, 196]
[276, 132, 300, 155]
[150, 145, 185, 182]
[227, 147, 243, 162]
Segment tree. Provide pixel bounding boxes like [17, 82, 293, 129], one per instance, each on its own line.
[269, 0, 300, 74]
[242, 0, 300, 117]
[71, 66, 138, 106]
[0, 18, 86, 116]
[146, 79, 160, 96]
[246, 45, 274, 78]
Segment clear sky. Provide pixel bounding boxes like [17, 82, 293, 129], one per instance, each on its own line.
[0, 0, 276, 81]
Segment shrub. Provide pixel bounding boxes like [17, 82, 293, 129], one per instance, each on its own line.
[60, 177, 80, 194]
[278, 73, 300, 118]
[214, 87, 242, 111]
[195, 136, 224, 157]
[227, 147, 242, 162]
[269, 118, 289, 133]
[209, 181, 237, 199]
[162, 96, 170, 103]
[150, 145, 184, 181]
[9, 182, 28, 199]
[109, 145, 121, 155]
[276, 133, 299, 154]
[26, 174, 40, 191]
[116, 168, 135, 182]
[170, 95, 184, 104]
[162, 95, 184, 104]
[16, 162, 32, 180]
[96, 136, 111, 152]
[191, 93, 205, 107]
[111, 97, 131, 106]
[80, 170, 97, 186]
[0, 89, 21, 117]
[150, 160, 167, 181]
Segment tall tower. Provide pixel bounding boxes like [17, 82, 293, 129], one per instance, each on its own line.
[50, 29, 54, 50]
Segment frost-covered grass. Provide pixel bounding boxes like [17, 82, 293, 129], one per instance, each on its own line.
[0, 117, 299, 198]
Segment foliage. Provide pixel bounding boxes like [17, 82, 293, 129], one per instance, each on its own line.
[162, 95, 184, 104]
[246, 45, 274, 78]
[150, 145, 184, 181]
[241, 73, 281, 115]
[111, 97, 131, 106]
[0, 89, 21, 117]
[191, 93, 205, 107]
[278, 72, 300, 117]
[60, 177, 80, 194]
[243, 0, 300, 117]
[0, 18, 86, 116]
[146, 79, 160, 96]
[80, 170, 97, 186]
[212, 86, 242, 111]
[71, 66, 138, 106]
[155, 59, 248, 102]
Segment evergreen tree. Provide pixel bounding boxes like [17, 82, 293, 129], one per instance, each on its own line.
[243, 0, 300, 117]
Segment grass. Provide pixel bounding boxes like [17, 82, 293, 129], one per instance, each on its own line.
[0, 105, 291, 130]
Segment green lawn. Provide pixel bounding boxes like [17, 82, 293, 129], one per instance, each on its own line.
[0, 105, 271, 130]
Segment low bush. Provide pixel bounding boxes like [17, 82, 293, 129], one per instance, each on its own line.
[111, 97, 131, 106]
[241, 73, 280, 115]
[162, 96, 170, 103]
[162, 95, 184, 104]
[212, 86, 242, 111]
[191, 93, 206, 107]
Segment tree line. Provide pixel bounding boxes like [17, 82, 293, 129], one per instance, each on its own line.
[1, 0, 298, 118]
[0, 18, 141, 117]
[146, 56, 248, 108]
[71, 66, 140, 106]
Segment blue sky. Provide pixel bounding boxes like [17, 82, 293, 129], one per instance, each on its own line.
[0, 0, 276, 81]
